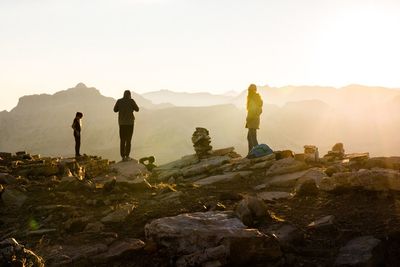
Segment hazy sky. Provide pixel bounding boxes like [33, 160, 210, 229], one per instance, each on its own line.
[1, 0, 400, 111]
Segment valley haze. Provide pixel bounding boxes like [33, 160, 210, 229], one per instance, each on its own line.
[1, 83, 400, 163]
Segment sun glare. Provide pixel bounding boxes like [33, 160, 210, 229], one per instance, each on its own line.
[312, 5, 400, 87]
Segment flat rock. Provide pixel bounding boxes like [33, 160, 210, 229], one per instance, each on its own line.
[92, 238, 145, 263]
[194, 171, 252, 186]
[155, 155, 199, 172]
[211, 147, 235, 156]
[157, 169, 183, 182]
[265, 170, 309, 187]
[267, 168, 326, 188]
[27, 229, 57, 236]
[101, 203, 135, 223]
[181, 156, 231, 177]
[307, 215, 335, 229]
[335, 236, 383, 266]
[257, 191, 292, 201]
[250, 160, 275, 170]
[266, 158, 308, 177]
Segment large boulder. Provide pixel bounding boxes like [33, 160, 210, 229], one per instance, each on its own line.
[145, 211, 281, 266]
[111, 160, 150, 179]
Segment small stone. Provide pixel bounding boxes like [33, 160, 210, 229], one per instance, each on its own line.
[294, 179, 319, 197]
[257, 191, 292, 201]
[234, 196, 271, 226]
[307, 215, 335, 229]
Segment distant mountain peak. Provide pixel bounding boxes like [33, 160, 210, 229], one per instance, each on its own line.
[75, 82, 88, 89]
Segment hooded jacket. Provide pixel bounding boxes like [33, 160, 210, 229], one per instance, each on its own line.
[245, 93, 263, 129]
[113, 90, 139, 125]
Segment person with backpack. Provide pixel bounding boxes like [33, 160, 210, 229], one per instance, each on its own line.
[113, 90, 139, 161]
[245, 84, 263, 153]
[71, 112, 83, 157]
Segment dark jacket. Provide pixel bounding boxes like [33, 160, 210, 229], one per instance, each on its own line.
[245, 94, 263, 129]
[113, 91, 139, 125]
[72, 118, 81, 134]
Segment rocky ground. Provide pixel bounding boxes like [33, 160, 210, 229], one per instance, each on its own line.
[1, 145, 400, 267]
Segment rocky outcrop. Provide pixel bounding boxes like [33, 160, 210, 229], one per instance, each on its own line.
[0, 238, 44, 267]
[320, 169, 400, 192]
[145, 211, 282, 266]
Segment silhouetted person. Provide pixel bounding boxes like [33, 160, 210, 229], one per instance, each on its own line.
[114, 90, 139, 161]
[72, 112, 83, 157]
[245, 84, 263, 153]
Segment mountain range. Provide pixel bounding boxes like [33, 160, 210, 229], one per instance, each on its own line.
[1, 83, 400, 163]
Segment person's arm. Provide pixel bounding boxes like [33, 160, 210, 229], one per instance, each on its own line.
[132, 99, 139, 112]
[113, 100, 119, 112]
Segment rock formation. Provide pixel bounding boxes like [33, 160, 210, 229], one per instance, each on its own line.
[191, 127, 213, 158]
[1, 142, 400, 266]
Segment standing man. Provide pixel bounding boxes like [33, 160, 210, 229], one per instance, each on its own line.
[72, 112, 84, 157]
[114, 90, 139, 161]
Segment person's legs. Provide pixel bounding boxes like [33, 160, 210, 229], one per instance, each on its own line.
[74, 133, 81, 156]
[247, 129, 253, 152]
[125, 124, 134, 158]
[119, 125, 127, 159]
[247, 129, 258, 152]
[252, 129, 258, 147]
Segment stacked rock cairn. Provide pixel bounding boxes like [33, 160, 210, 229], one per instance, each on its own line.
[323, 143, 345, 161]
[192, 127, 212, 159]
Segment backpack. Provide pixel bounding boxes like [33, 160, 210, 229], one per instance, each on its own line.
[247, 144, 273, 159]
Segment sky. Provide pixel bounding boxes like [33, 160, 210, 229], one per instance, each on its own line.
[1, 0, 400, 111]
